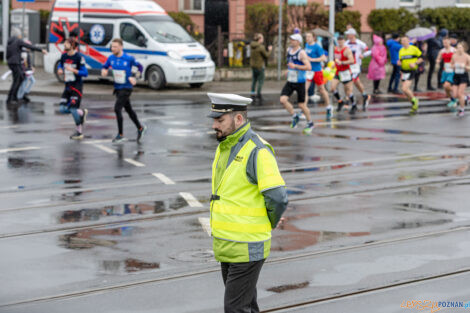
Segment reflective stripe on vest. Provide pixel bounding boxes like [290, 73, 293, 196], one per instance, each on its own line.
[210, 138, 272, 243]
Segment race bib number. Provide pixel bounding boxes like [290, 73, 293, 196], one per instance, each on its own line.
[350, 63, 361, 75]
[444, 63, 453, 73]
[402, 72, 411, 80]
[287, 69, 298, 83]
[338, 70, 351, 82]
[113, 70, 127, 84]
[64, 68, 76, 82]
[455, 63, 465, 74]
[306, 71, 314, 80]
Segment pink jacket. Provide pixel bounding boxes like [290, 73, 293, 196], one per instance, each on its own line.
[367, 35, 387, 81]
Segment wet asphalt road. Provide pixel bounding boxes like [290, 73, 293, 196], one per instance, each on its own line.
[1, 91, 470, 313]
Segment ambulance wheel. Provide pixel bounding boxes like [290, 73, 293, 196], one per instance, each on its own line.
[189, 83, 204, 88]
[54, 61, 65, 83]
[147, 65, 165, 90]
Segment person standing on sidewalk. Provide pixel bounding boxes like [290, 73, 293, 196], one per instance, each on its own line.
[57, 38, 88, 140]
[102, 38, 147, 143]
[303, 31, 332, 117]
[426, 26, 442, 91]
[208, 92, 287, 313]
[398, 36, 423, 114]
[387, 33, 402, 94]
[17, 42, 35, 103]
[367, 34, 387, 94]
[250, 33, 272, 104]
[6, 27, 47, 105]
[280, 34, 313, 134]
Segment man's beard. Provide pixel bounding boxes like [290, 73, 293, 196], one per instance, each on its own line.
[214, 120, 236, 142]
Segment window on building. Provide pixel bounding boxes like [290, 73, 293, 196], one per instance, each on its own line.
[399, 0, 415, 6]
[180, 0, 203, 13]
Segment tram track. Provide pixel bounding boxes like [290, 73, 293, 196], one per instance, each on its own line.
[1, 224, 469, 309]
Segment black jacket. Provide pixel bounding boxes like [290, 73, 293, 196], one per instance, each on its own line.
[426, 37, 442, 60]
[7, 37, 42, 65]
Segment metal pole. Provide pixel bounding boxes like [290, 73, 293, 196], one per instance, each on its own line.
[277, 0, 282, 81]
[21, 2, 25, 38]
[3, 0, 9, 62]
[328, 0, 335, 61]
[77, 0, 81, 51]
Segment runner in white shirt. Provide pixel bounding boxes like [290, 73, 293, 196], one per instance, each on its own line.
[345, 28, 372, 110]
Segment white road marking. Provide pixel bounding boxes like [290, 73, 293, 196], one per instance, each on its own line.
[198, 217, 211, 236]
[180, 192, 203, 207]
[152, 173, 175, 185]
[92, 144, 116, 154]
[142, 116, 174, 121]
[83, 139, 112, 144]
[0, 125, 18, 129]
[0, 146, 40, 153]
[124, 158, 145, 167]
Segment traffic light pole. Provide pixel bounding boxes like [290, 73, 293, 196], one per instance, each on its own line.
[277, 0, 282, 81]
[328, 0, 335, 62]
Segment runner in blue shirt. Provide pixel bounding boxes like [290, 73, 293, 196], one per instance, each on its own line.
[102, 38, 147, 143]
[304, 31, 331, 117]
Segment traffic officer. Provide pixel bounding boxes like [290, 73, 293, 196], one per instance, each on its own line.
[208, 93, 288, 313]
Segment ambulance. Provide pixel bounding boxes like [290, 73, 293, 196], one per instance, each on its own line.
[45, 0, 215, 89]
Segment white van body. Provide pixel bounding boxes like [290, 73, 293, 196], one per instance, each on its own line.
[45, 0, 215, 89]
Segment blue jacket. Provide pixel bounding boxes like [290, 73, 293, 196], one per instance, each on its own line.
[386, 39, 402, 65]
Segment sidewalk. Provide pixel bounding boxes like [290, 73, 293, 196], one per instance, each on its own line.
[0, 65, 449, 100]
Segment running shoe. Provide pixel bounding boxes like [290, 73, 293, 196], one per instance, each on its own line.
[363, 94, 371, 109]
[337, 100, 344, 112]
[112, 134, 126, 143]
[290, 113, 300, 128]
[458, 109, 465, 117]
[410, 98, 419, 114]
[326, 105, 333, 119]
[70, 131, 83, 140]
[303, 121, 314, 134]
[81, 108, 88, 125]
[349, 105, 358, 115]
[446, 99, 457, 109]
[137, 124, 147, 142]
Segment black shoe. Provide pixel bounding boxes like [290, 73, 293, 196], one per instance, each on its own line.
[414, 88, 423, 92]
[349, 105, 358, 115]
[22, 95, 31, 103]
[70, 131, 84, 140]
[393, 90, 401, 95]
[337, 100, 344, 112]
[427, 86, 436, 91]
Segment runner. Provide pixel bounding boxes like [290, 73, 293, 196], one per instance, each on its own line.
[303, 31, 332, 118]
[451, 42, 470, 117]
[435, 37, 456, 109]
[345, 28, 372, 110]
[280, 33, 313, 134]
[57, 38, 88, 140]
[331, 35, 356, 114]
[397, 36, 423, 115]
[101, 38, 147, 143]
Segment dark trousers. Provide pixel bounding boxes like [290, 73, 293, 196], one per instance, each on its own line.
[221, 259, 265, 313]
[251, 68, 265, 96]
[7, 64, 25, 103]
[388, 64, 400, 92]
[114, 88, 142, 135]
[437, 59, 444, 88]
[427, 58, 436, 88]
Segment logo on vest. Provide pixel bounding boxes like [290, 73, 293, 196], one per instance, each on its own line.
[234, 156, 244, 162]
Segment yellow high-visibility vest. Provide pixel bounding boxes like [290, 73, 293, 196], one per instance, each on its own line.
[210, 136, 285, 243]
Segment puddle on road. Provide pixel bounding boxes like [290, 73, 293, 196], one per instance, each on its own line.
[59, 226, 135, 249]
[267, 281, 309, 293]
[100, 258, 160, 274]
[58, 197, 188, 224]
[169, 249, 215, 263]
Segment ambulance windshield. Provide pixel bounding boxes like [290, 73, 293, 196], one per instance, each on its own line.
[139, 19, 195, 44]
